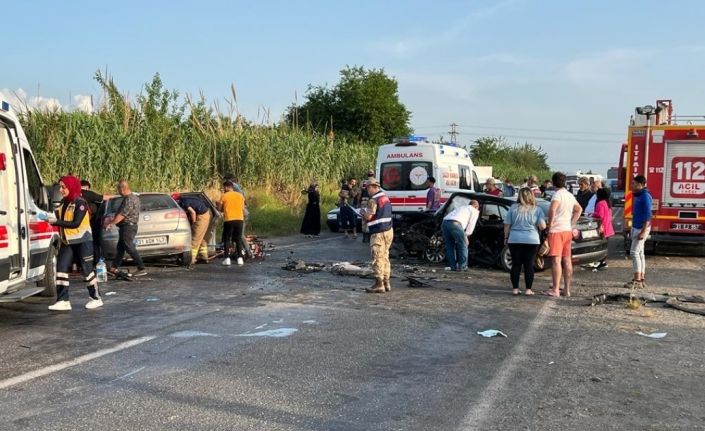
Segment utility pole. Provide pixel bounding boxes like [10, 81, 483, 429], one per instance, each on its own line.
[449, 123, 459, 145]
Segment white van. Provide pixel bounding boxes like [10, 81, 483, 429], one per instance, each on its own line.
[0, 100, 59, 302]
[375, 136, 481, 213]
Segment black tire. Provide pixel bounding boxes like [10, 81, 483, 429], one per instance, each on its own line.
[424, 233, 446, 264]
[499, 245, 512, 272]
[176, 251, 192, 266]
[37, 243, 58, 297]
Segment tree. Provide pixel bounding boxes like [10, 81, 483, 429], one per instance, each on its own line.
[287, 66, 412, 145]
[468, 136, 551, 182]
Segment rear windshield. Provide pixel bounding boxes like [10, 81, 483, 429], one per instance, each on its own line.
[108, 194, 176, 213]
[381, 161, 432, 191]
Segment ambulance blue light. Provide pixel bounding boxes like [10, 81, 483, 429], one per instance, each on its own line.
[1, 101, 9, 112]
[407, 135, 427, 142]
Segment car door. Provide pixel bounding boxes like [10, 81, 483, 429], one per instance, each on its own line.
[470, 201, 508, 265]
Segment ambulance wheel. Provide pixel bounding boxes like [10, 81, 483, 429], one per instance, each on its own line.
[176, 251, 192, 267]
[38, 244, 58, 297]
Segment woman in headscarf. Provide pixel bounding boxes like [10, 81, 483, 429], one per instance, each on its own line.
[592, 187, 615, 270]
[41, 175, 103, 311]
[300, 181, 321, 237]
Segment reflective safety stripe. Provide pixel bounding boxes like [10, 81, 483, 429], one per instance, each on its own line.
[367, 217, 393, 226]
[56, 280, 69, 286]
[56, 272, 69, 278]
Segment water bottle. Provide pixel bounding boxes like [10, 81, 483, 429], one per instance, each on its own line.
[96, 258, 107, 283]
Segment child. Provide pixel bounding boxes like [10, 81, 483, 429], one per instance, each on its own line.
[338, 190, 357, 239]
[593, 187, 615, 269]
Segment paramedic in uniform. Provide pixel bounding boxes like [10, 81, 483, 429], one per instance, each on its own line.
[41, 175, 102, 311]
[361, 178, 394, 293]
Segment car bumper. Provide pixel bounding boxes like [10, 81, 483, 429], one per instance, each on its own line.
[102, 229, 191, 260]
[571, 239, 609, 265]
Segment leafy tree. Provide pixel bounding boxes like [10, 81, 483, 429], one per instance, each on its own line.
[288, 66, 412, 145]
[468, 137, 551, 182]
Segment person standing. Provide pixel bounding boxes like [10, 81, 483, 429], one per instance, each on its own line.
[484, 178, 503, 197]
[224, 174, 253, 259]
[575, 177, 593, 213]
[362, 179, 394, 293]
[441, 200, 480, 271]
[425, 176, 441, 211]
[105, 180, 147, 278]
[41, 176, 103, 310]
[625, 175, 652, 289]
[219, 181, 246, 266]
[300, 181, 321, 237]
[503, 188, 546, 296]
[172, 193, 212, 265]
[544, 172, 582, 297]
[584, 178, 603, 216]
[592, 187, 614, 270]
[527, 175, 541, 198]
[504, 179, 516, 198]
[359, 171, 374, 243]
[80, 179, 109, 263]
[338, 190, 357, 239]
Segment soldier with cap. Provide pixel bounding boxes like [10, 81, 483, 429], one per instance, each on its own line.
[361, 178, 393, 293]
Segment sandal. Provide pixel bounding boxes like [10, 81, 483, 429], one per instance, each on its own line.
[525, 289, 535, 296]
[543, 290, 560, 297]
[512, 289, 520, 296]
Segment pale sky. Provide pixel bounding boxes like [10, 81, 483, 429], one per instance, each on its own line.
[4, 0, 705, 176]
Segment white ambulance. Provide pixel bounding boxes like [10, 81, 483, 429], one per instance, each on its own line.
[0, 100, 59, 302]
[375, 136, 481, 212]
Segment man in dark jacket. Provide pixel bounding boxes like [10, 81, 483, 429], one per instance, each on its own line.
[575, 177, 593, 213]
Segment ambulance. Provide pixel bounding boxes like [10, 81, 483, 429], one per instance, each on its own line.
[375, 136, 482, 213]
[0, 100, 59, 302]
[617, 99, 705, 251]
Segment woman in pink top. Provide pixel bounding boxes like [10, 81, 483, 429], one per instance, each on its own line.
[592, 187, 614, 269]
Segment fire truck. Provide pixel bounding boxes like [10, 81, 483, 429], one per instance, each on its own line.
[618, 99, 705, 252]
[1, 99, 59, 302]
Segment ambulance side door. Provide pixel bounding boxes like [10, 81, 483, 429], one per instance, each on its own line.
[0, 121, 25, 289]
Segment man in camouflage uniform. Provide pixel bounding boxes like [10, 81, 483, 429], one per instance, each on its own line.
[362, 178, 393, 293]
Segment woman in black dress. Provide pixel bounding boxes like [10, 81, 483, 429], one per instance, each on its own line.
[300, 182, 321, 236]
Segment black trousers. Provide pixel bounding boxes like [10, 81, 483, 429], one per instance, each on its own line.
[56, 241, 99, 301]
[223, 220, 245, 259]
[509, 243, 539, 290]
[91, 218, 103, 262]
[112, 224, 145, 270]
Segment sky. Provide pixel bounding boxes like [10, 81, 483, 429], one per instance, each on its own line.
[3, 0, 705, 176]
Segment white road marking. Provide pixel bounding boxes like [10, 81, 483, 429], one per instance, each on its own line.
[0, 336, 157, 390]
[458, 301, 554, 431]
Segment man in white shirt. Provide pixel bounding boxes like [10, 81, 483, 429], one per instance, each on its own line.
[441, 200, 480, 271]
[584, 178, 602, 216]
[546, 172, 583, 297]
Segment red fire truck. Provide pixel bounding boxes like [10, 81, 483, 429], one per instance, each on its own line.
[617, 99, 705, 252]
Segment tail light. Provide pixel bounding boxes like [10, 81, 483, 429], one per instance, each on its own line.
[0, 225, 8, 248]
[164, 210, 186, 220]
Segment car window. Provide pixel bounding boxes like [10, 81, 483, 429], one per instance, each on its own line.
[381, 161, 432, 191]
[140, 194, 177, 211]
[108, 197, 124, 214]
[445, 195, 471, 214]
[481, 203, 507, 222]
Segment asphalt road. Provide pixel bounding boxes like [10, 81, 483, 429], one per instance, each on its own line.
[0, 225, 704, 430]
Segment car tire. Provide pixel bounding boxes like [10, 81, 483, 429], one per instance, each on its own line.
[37, 243, 58, 297]
[423, 233, 446, 264]
[499, 245, 512, 272]
[176, 251, 192, 266]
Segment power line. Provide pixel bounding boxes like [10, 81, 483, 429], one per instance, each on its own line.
[457, 131, 618, 144]
[414, 124, 625, 137]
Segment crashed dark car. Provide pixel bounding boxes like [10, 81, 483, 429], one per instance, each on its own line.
[395, 192, 609, 271]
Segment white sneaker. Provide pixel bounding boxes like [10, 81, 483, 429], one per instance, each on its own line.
[48, 300, 72, 311]
[237, 257, 244, 266]
[222, 257, 232, 266]
[85, 298, 104, 309]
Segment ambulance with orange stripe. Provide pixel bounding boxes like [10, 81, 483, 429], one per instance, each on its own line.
[0, 100, 59, 302]
[618, 100, 705, 251]
[376, 136, 482, 213]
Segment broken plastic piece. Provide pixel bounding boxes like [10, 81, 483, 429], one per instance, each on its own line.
[477, 329, 507, 338]
[635, 331, 667, 339]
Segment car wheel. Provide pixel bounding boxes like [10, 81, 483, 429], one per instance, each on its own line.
[499, 245, 512, 272]
[176, 251, 192, 266]
[424, 233, 446, 264]
[37, 243, 58, 297]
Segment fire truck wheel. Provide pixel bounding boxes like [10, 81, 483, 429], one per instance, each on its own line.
[37, 244, 58, 297]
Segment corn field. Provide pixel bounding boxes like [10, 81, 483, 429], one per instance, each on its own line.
[19, 73, 376, 204]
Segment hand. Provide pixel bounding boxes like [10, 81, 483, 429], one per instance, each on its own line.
[638, 231, 646, 240]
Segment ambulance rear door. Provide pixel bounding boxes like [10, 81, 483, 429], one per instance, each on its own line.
[0, 119, 26, 293]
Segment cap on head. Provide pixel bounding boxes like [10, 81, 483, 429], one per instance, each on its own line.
[367, 177, 381, 187]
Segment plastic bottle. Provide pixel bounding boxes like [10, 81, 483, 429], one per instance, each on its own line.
[96, 258, 107, 283]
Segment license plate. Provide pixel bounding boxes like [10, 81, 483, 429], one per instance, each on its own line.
[136, 236, 167, 246]
[671, 223, 702, 231]
[581, 229, 598, 239]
